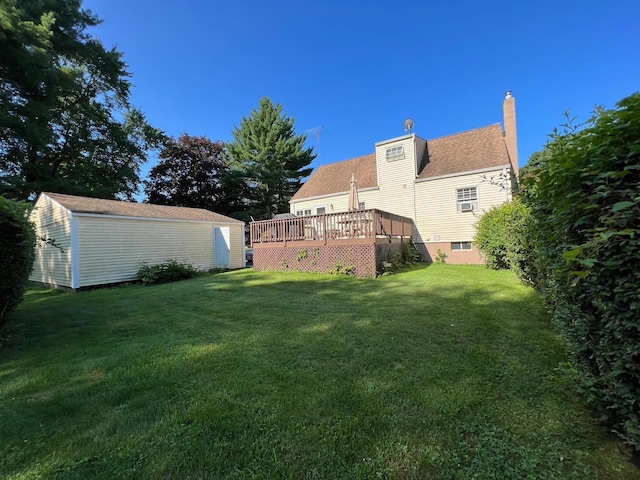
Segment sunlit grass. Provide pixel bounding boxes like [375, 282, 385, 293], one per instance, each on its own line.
[1, 264, 638, 479]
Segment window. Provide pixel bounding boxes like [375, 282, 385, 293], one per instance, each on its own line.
[451, 242, 472, 251]
[456, 187, 478, 212]
[385, 145, 404, 161]
[359, 201, 366, 210]
[296, 209, 311, 216]
[316, 206, 326, 215]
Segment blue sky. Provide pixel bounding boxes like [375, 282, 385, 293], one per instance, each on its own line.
[83, 0, 639, 185]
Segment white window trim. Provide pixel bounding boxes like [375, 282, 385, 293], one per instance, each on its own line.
[456, 187, 478, 212]
[315, 206, 327, 215]
[385, 145, 405, 161]
[451, 242, 473, 251]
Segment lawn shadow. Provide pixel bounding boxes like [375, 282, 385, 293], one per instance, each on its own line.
[1, 265, 637, 478]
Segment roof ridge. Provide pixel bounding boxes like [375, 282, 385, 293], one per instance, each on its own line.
[45, 192, 208, 211]
[42, 192, 244, 223]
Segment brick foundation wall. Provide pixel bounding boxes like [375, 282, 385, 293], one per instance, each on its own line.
[418, 242, 483, 264]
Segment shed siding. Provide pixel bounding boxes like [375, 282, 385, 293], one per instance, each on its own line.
[29, 195, 73, 287]
[414, 168, 508, 243]
[228, 225, 245, 268]
[77, 217, 218, 287]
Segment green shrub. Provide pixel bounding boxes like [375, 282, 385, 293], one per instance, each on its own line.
[434, 249, 447, 263]
[0, 197, 36, 326]
[474, 198, 536, 285]
[522, 93, 640, 451]
[137, 259, 198, 285]
[378, 243, 421, 275]
[328, 263, 355, 276]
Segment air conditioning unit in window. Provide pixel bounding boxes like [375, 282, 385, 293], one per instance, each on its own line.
[460, 202, 474, 212]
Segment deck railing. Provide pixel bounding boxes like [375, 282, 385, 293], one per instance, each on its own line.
[250, 209, 413, 245]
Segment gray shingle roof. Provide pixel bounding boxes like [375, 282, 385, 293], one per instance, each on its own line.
[43, 192, 244, 224]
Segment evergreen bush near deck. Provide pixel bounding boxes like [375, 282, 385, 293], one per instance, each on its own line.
[1, 266, 639, 479]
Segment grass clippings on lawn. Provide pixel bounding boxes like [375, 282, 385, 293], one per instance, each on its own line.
[1, 264, 638, 479]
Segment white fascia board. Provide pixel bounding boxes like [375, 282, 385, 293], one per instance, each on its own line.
[375, 133, 426, 147]
[415, 165, 512, 183]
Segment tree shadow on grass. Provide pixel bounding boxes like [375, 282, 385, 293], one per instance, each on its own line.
[1, 266, 638, 479]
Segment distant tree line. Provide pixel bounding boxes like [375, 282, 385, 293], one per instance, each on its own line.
[144, 98, 315, 222]
[1, 1, 316, 222]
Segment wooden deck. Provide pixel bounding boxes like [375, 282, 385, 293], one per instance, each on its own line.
[249, 210, 414, 277]
[250, 209, 413, 246]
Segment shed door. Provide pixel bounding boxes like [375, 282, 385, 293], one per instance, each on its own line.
[214, 227, 231, 268]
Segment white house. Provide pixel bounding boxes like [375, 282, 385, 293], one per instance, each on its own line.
[29, 192, 246, 289]
[289, 93, 519, 264]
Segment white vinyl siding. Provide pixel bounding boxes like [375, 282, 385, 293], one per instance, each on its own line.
[77, 217, 213, 286]
[76, 217, 244, 287]
[29, 196, 73, 288]
[227, 223, 245, 268]
[414, 169, 507, 243]
[376, 136, 416, 222]
[290, 188, 381, 217]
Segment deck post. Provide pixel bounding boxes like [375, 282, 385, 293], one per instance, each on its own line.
[323, 214, 327, 245]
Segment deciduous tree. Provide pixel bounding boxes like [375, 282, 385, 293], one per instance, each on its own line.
[144, 134, 239, 213]
[0, 0, 165, 200]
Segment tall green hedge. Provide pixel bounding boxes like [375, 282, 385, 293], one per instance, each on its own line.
[0, 197, 36, 327]
[522, 93, 640, 451]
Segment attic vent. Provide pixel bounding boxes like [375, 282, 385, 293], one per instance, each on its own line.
[385, 145, 404, 161]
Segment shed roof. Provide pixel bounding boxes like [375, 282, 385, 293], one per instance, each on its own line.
[291, 124, 511, 200]
[42, 192, 244, 224]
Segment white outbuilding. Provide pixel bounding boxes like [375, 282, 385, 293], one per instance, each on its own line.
[29, 192, 246, 289]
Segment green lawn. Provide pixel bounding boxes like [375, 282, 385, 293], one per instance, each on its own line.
[1, 264, 638, 479]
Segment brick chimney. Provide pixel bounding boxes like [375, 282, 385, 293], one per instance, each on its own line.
[503, 91, 519, 177]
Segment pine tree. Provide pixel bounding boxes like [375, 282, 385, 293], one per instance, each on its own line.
[226, 97, 315, 219]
